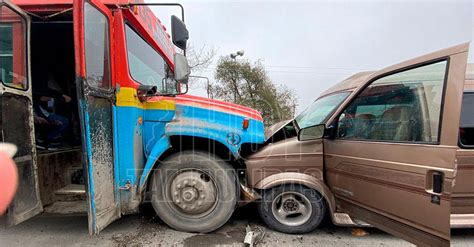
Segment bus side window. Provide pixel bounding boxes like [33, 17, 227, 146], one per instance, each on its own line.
[460, 92, 474, 148]
[0, 5, 27, 90]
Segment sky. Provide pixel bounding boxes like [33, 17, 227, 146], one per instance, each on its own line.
[152, 0, 474, 113]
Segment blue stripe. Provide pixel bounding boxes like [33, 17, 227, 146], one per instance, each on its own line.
[81, 100, 96, 229]
[114, 102, 265, 204]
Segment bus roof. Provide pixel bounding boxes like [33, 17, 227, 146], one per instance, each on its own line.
[12, 0, 175, 65]
[12, 0, 143, 7]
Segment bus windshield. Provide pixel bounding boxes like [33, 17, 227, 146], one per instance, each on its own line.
[125, 24, 170, 93]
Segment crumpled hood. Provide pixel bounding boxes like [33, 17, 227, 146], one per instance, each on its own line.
[175, 94, 263, 121]
[264, 119, 293, 141]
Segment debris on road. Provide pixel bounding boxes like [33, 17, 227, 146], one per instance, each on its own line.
[296, 235, 304, 243]
[244, 225, 266, 246]
[351, 228, 369, 237]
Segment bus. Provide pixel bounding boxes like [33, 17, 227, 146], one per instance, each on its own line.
[0, 0, 265, 234]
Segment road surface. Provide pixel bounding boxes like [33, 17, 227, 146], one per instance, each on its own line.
[1, 204, 473, 246]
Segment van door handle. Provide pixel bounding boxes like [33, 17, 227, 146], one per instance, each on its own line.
[432, 172, 443, 194]
[426, 171, 443, 205]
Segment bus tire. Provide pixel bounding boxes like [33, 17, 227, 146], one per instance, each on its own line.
[150, 151, 237, 233]
[257, 184, 326, 234]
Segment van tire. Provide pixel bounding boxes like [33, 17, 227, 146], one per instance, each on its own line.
[257, 184, 326, 234]
[150, 151, 238, 233]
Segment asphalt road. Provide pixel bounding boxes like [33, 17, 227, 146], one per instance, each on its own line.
[1, 204, 473, 247]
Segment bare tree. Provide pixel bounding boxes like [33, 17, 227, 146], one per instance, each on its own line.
[185, 44, 216, 91]
[214, 57, 297, 126]
[187, 44, 216, 73]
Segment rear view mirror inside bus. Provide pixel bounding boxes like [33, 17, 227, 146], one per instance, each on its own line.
[171, 15, 189, 51]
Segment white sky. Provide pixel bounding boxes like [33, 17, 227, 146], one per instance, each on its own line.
[152, 0, 474, 113]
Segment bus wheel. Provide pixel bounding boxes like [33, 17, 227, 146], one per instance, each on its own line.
[257, 184, 326, 234]
[150, 151, 237, 233]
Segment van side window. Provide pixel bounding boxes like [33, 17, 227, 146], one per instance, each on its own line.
[459, 92, 474, 148]
[0, 6, 27, 90]
[336, 60, 447, 143]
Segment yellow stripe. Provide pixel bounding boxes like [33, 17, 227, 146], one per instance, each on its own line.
[116, 87, 175, 110]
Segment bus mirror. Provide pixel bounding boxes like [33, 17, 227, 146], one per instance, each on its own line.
[171, 15, 189, 51]
[174, 53, 190, 84]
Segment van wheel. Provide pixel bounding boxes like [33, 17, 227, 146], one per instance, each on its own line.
[150, 151, 238, 233]
[257, 184, 326, 234]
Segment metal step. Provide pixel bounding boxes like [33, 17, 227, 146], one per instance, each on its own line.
[43, 201, 87, 215]
[333, 212, 371, 227]
[54, 184, 86, 201]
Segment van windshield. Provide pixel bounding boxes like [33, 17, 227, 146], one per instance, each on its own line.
[295, 92, 350, 129]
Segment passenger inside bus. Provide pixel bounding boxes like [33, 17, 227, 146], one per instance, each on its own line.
[33, 73, 72, 150]
[31, 22, 79, 151]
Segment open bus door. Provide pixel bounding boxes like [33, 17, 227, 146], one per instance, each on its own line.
[73, 0, 120, 234]
[0, 0, 43, 226]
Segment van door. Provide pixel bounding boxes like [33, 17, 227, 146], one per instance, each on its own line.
[324, 44, 468, 246]
[73, 0, 120, 234]
[0, 0, 43, 226]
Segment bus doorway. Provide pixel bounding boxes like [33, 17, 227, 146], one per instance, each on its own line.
[2, 0, 119, 233]
[30, 13, 87, 215]
[1, 1, 89, 226]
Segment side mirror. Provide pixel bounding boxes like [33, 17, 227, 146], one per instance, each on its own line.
[325, 124, 337, 139]
[174, 53, 190, 84]
[160, 77, 188, 95]
[298, 124, 326, 141]
[171, 15, 189, 51]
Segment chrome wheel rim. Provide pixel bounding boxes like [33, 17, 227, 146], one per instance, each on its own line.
[167, 169, 218, 218]
[271, 191, 312, 226]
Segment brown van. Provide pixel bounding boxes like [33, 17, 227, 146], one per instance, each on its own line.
[244, 43, 471, 246]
